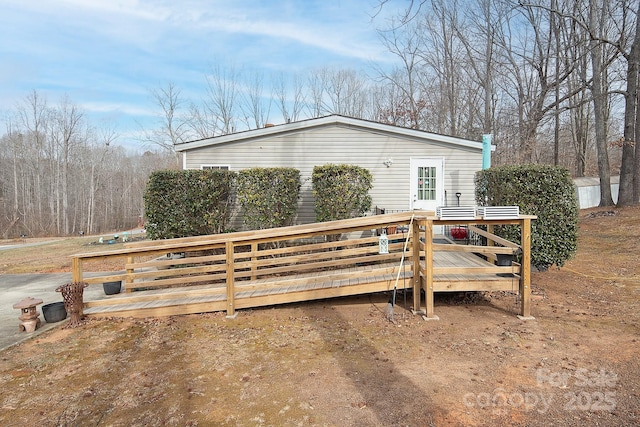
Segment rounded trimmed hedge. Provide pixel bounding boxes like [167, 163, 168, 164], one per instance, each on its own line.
[475, 164, 578, 269]
[236, 167, 301, 230]
[312, 164, 373, 222]
[144, 169, 236, 239]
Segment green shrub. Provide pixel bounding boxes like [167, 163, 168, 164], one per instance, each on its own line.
[144, 169, 236, 239]
[475, 164, 578, 269]
[236, 167, 301, 230]
[312, 164, 373, 222]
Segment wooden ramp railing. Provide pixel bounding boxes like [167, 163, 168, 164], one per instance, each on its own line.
[71, 211, 535, 319]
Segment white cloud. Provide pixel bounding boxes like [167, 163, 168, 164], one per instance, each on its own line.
[0, 0, 401, 138]
[51, 0, 390, 61]
[59, 0, 173, 22]
[81, 101, 152, 117]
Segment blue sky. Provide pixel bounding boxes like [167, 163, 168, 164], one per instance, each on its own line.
[0, 0, 400, 150]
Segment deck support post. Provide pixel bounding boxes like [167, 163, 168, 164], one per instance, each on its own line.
[424, 218, 436, 319]
[412, 218, 422, 313]
[226, 240, 236, 318]
[518, 218, 533, 319]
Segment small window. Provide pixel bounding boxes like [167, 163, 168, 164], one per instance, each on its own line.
[201, 165, 230, 170]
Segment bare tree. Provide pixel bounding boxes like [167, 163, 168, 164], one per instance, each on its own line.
[142, 82, 189, 151]
[187, 101, 220, 139]
[424, 0, 464, 135]
[1, 90, 176, 238]
[49, 96, 86, 235]
[375, 0, 632, 196]
[305, 67, 372, 118]
[240, 70, 271, 129]
[586, 0, 616, 205]
[17, 90, 51, 233]
[492, 1, 573, 162]
[618, 0, 640, 205]
[377, 0, 484, 136]
[1, 121, 22, 238]
[306, 69, 326, 118]
[557, 0, 593, 176]
[324, 68, 370, 117]
[376, 19, 426, 129]
[566, 47, 592, 177]
[454, 0, 498, 136]
[539, 0, 631, 204]
[83, 125, 118, 234]
[273, 72, 305, 123]
[204, 64, 240, 135]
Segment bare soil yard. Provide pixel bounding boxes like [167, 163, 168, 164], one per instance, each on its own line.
[1, 207, 639, 426]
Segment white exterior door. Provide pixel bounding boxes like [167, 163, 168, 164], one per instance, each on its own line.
[410, 157, 444, 212]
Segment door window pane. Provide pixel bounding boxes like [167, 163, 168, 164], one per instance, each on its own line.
[417, 166, 436, 201]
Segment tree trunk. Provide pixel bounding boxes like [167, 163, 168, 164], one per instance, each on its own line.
[4, 144, 21, 239]
[635, 86, 640, 202]
[589, 0, 614, 206]
[552, 0, 560, 166]
[617, 0, 640, 206]
[63, 156, 69, 235]
[87, 163, 95, 234]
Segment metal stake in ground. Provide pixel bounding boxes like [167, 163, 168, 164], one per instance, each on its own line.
[386, 214, 414, 323]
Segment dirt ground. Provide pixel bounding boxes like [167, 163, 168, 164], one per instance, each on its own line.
[0, 207, 638, 426]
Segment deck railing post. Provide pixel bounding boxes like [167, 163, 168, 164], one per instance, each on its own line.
[226, 240, 236, 318]
[125, 256, 134, 293]
[251, 242, 258, 281]
[487, 223, 495, 262]
[519, 218, 533, 319]
[424, 218, 436, 319]
[71, 257, 82, 283]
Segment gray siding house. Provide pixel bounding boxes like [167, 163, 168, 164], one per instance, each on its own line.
[174, 115, 490, 225]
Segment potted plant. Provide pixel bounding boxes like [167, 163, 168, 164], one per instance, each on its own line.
[103, 280, 122, 295]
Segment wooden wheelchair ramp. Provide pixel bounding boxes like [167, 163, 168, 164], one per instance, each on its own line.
[73, 211, 534, 319]
[83, 263, 414, 318]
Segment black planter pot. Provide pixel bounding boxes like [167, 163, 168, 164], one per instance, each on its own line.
[42, 301, 67, 323]
[496, 254, 515, 277]
[103, 281, 122, 295]
[496, 254, 514, 266]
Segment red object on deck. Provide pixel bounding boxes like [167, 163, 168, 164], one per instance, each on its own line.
[451, 227, 468, 240]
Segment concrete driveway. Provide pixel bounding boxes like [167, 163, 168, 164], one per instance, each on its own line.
[0, 229, 147, 351]
[0, 273, 113, 351]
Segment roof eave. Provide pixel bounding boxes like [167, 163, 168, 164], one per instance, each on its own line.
[174, 115, 483, 152]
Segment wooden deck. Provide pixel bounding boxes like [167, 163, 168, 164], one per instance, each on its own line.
[73, 211, 535, 320]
